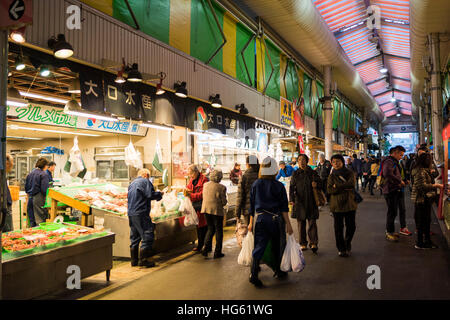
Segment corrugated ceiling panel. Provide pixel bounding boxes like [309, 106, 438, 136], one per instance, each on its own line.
[356, 59, 384, 83]
[380, 103, 396, 112]
[368, 80, 388, 96]
[384, 110, 397, 117]
[375, 91, 393, 105]
[392, 78, 411, 92]
[399, 101, 411, 110]
[371, 0, 409, 21]
[378, 25, 410, 58]
[313, 0, 366, 32]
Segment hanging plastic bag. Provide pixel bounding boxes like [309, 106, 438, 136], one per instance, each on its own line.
[237, 232, 254, 266]
[235, 220, 248, 248]
[281, 234, 306, 273]
[183, 197, 199, 227]
[68, 137, 84, 177]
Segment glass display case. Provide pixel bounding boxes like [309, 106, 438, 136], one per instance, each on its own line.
[94, 147, 142, 182]
[15, 154, 54, 190]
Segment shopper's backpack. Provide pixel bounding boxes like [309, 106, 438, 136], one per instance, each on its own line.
[377, 159, 396, 188]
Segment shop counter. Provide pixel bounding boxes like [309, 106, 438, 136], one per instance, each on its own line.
[1, 223, 114, 300]
[92, 208, 197, 258]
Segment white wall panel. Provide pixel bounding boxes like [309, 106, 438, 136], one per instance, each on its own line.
[25, 0, 281, 124]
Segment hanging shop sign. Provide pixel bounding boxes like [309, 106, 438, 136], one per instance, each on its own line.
[79, 66, 155, 121]
[0, 0, 32, 29]
[280, 97, 294, 128]
[298, 135, 305, 154]
[443, 123, 450, 141]
[7, 103, 148, 136]
[194, 103, 255, 139]
[293, 98, 305, 131]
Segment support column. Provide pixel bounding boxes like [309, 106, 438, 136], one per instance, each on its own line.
[429, 33, 443, 163]
[323, 66, 333, 160]
[362, 112, 368, 158]
[418, 105, 425, 144]
[378, 123, 384, 156]
[0, 29, 9, 300]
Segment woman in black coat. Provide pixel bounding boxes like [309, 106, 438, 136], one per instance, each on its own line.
[289, 154, 321, 253]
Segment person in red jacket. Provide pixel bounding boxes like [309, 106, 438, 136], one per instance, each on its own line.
[185, 164, 209, 252]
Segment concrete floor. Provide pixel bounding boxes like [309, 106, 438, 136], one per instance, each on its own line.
[45, 190, 450, 300]
[70, 190, 449, 300]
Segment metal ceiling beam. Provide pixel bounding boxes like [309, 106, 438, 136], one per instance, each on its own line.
[366, 76, 388, 86]
[384, 53, 411, 61]
[373, 88, 411, 98]
[353, 53, 382, 67]
[379, 100, 411, 107]
[392, 76, 411, 82]
[333, 18, 409, 37]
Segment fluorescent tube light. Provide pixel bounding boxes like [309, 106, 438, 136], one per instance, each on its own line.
[19, 91, 69, 104]
[140, 122, 174, 131]
[8, 125, 101, 137]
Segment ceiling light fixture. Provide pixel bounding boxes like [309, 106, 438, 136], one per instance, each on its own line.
[380, 67, 388, 74]
[140, 122, 174, 131]
[48, 34, 74, 59]
[391, 90, 396, 102]
[209, 94, 222, 108]
[126, 63, 143, 82]
[235, 103, 249, 115]
[39, 65, 51, 77]
[15, 56, 26, 71]
[7, 136, 43, 141]
[19, 91, 68, 104]
[8, 125, 100, 137]
[10, 27, 26, 43]
[174, 81, 188, 98]
[396, 112, 401, 117]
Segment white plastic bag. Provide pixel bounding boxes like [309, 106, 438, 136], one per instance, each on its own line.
[125, 141, 143, 169]
[237, 232, 254, 266]
[162, 191, 180, 212]
[69, 137, 84, 177]
[281, 234, 306, 272]
[183, 197, 199, 227]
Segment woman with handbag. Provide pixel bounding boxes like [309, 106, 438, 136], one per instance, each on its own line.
[411, 153, 443, 249]
[185, 165, 209, 252]
[289, 154, 322, 253]
[327, 154, 358, 257]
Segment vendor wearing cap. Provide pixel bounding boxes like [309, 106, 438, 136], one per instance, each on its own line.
[276, 161, 295, 180]
[128, 169, 163, 268]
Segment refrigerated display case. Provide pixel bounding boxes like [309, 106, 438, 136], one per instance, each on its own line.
[94, 147, 142, 182]
[16, 154, 54, 190]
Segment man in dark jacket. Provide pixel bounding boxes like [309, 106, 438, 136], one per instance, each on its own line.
[382, 145, 406, 242]
[128, 169, 163, 268]
[315, 153, 332, 202]
[351, 154, 363, 191]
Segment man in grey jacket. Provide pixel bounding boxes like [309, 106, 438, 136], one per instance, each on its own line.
[382, 145, 406, 242]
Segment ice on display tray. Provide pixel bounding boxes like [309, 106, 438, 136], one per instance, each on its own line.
[1, 222, 109, 262]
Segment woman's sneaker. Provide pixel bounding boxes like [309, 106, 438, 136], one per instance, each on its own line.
[414, 243, 426, 250]
[385, 232, 399, 242]
[399, 228, 413, 236]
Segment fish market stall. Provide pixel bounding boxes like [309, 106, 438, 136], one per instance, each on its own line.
[47, 184, 197, 258]
[1, 223, 114, 300]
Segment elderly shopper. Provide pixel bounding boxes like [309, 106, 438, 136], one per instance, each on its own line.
[235, 155, 260, 245]
[186, 164, 209, 252]
[248, 157, 294, 287]
[128, 169, 163, 268]
[289, 154, 321, 253]
[411, 153, 443, 249]
[327, 154, 358, 257]
[201, 169, 228, 258]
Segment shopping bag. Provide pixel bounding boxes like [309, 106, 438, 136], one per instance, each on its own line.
[354, 189, 363, 204]
[237, 232, 254, 266]
[235, 220, 248, 248]
[183, 197, 199, 227]
[280, 238, 292, 272]
[289, 235, 306, 272]
[281, 235, 305, 272]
